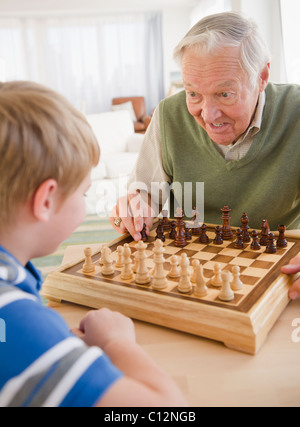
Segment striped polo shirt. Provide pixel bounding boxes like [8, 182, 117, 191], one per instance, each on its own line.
[0, 246, 123, 407]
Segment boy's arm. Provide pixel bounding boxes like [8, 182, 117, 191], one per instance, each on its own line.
[76, 309, 187, 407]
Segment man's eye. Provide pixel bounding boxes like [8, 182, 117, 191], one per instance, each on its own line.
[189, 92, 197, 97]
[221, 92, 231, 98]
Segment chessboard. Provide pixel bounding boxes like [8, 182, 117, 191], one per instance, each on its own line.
[42, 210, 300, 355]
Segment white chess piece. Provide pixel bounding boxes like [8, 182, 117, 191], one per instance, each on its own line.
[120, 244, 134, 280]
[178, 253, 192, 293]
[219, 271, 234, 302]
[168, 255, 180, 278]
[101, 246, 115, 275]
[135, 240, 151, 285]
[115, 245, 124, 268]
[230, 265, 243, 291]
[83, 247, 95, 274]
[152, 239, 168, 290]
[211, 263, 223, 287]
[194, 261, 208, 297]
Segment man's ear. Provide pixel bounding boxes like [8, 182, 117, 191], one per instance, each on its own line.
[32, 179, 59, 223]
[259, 63, 270, 92]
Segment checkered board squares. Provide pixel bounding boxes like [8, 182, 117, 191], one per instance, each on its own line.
[70, 227, 296, 314]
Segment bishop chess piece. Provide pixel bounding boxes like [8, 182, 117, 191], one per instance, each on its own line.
[241, 213, 251, 242]
[120, 244, 134, 280]
[115, 245, 124, 268]
[221, 205, 233, 240]
[260, 219, 270, 246]
[178, 253, 192, 293]
[277, 225, 288, 248]
[194, 261, 208, 297]
[152, 239, 168, 290]
[83, 247, 95, 274]
[135, 240, 151, 284]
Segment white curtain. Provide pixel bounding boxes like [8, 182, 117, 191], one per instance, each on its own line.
[280, 0, 300, 84]
[0, 11, 164, 114]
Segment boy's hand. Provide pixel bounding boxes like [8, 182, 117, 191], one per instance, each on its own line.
[109, 191, 154, 241]
[74, 308, 136, 350]
[282, 255, 300, 300]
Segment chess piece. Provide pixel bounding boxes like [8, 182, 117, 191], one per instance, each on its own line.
[219, 271, 235, 302]
[199, 224, 209, 244]
[174, 211, 187, 247]
[234, 228, 244, 249]
[120, 244, 134, 280]
[185, 224, 192, 241]
[83, 247, 95, 273]
[178, 253, 192, 293]
[152, 239, 168, 290]
[155, 218, 165, 242]
[250, 230, 261, 250]
[101, 246, 115, 275]
[192, 207, 201, 235]
[135, 240, 151, 285]
[162, 210, 170, 231]
[241, 213, 251, 242]
[277, 225, 288, 248]
[194, 261, 208, 297]
[191, 259, 198, 283]
[168, 255, 180, 278]
[211, 263, 223, 287]
[213, 226, 223, 245]
[169, 221, 176, 239]
[265, 233, 277, 254]
[230, 265, 243, 291]
[115, 245, 124, 268]
[221, 205, 233, 240]
[260, 219, 270, 246]
[99, 244, 107, 265]
[141, 223, 148, 242]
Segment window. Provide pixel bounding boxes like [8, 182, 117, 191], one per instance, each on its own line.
[281, 0, 300, 83]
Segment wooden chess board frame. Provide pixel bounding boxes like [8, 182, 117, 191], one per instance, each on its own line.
[42, 222, 300, 355]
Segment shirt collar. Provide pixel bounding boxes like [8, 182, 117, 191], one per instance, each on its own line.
[0, 245, 43, 300]
[238, 90, 266, 143]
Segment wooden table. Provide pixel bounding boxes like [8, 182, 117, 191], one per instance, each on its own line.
[48, 244, 300, 407]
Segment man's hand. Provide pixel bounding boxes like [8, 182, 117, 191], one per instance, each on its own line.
[281, 255, 300, 300]
[109, 191, 155, 241]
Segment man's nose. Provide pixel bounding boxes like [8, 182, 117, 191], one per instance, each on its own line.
[200, 99, 222, 123]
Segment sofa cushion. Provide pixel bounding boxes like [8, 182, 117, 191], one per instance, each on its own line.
[102, 152, 139, 179]
[86, 110, 134, 154]
[111, 101, 137, 122]
[91, 161, 107, 181]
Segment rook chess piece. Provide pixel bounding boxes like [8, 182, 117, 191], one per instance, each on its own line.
[221, 205, 233, 240]
[277, 225, 288, 248]
[83, 247, 95, 274]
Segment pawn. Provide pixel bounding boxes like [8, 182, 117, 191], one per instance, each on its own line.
[213, 226, 223, 245]
[141, 223, 148, 242]
[277, 225, 288, 248]
[194, 261, 208, 297]
[265, 233, 277, 254]
[185, 225, 192, 241]
[230, 265, 243, 291]
[168, 255, 180, 278]
[178, 253, 192, 293]
[211, 263, 223, 287]
[234, 228, 244, 249]
[250, 230, 261, 250]
[155, 218, 165, 242]
[83, 247, 95, 274]
[169, 221, 176, 239]
[219, 271, 235, 302]
[199, 224, 209, 244]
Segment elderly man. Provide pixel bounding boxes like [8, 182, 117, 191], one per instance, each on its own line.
[110, 12, 300, 298]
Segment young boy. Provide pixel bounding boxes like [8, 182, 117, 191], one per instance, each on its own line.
[0, 81, 187, 407]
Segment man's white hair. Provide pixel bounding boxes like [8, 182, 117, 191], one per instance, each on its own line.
[173, 12, 271, 88]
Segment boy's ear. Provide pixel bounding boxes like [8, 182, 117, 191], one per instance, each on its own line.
[32, 179, 59, 223]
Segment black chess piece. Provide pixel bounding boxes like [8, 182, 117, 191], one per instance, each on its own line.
[155, 219, 165, 242]
[277, 225, 288, 248]
[250, 230, 261, 250]
[199, 224, 209, 243]
[265, 233, 277, 254]
[234, 228, 244, 249]
[213, 226, 223, 245]
[169, 220, 176, 239]
[141, 223, 148, 242]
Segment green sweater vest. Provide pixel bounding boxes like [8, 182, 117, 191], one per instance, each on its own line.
[159, 83, 300, 230]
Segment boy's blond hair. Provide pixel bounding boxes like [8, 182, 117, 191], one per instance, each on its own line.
[0, 81, 100, 228]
